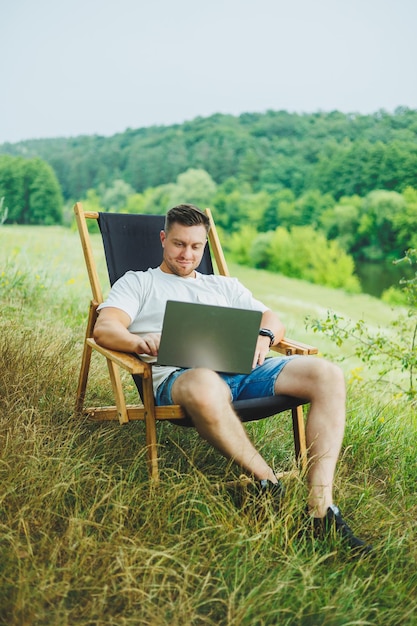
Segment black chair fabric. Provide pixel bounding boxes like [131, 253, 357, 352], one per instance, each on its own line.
[98, 211, 308, 423]
[98, 212, 213, 285]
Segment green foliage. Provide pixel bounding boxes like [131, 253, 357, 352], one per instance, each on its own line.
[391, 186, 417, 251]
[2, 108, 417, 203]
[249, 231, 275, 268]
[0, 155, 63, 225]
[3, 108, 417, 294]
[132, 188, 178, 218]
[229, 225, 361, 293]
[95, 169, 218, 218]
[356, 190, 406, 260]
[124, 191, 147, 214]
[319, 187, 417, 265]
[165, 168, 217, 209]
[292, 189, 336, 227]
[396, 248, 417, 308]
[308, 250, 417, 400]
[259, 188, 296, 231]
[381, 286, 409, 307]
[0, 155, 24, 222]
[76, 173, 417, 293]
[100, 178, 135, 211]
[212, 180, 269, 232]
[0, 196, 8, 225]
[227, 225, 260, 265]
[320, 196, 361, 251]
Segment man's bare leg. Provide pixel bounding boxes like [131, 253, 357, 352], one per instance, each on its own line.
[171, 368, 278, 484]
[170, 358, 346, 515]
[171, 361, 371, 553]
[274, 357, 346, 517]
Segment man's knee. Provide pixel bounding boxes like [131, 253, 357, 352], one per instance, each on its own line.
[172, 368, 230, 411]
[275, 355, 345, 400]
[311, 359, 346, 399]
[312, 358, 343, 379]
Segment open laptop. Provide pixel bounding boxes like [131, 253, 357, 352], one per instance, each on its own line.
[156, 300, 263, 374]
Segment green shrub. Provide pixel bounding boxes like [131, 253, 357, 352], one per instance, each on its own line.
[229, 225, 361, 293]
[308, 249, 417, 401]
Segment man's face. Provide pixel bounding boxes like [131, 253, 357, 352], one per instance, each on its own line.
[160, 222, 207, 278]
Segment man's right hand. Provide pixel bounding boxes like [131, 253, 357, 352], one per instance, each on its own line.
[135, 333, 161, 357]
[94, 307, 161, 357]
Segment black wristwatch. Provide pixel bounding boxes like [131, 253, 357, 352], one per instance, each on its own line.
[259, 328, 275, 347]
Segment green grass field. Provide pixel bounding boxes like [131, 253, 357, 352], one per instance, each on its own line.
[1, 225, 416, 625]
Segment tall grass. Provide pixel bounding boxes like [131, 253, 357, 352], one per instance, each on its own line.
[1, 226, 417, 625]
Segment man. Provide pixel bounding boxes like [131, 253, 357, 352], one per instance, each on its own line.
[94, 203, 372, 554]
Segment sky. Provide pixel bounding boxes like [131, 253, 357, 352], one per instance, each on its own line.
[1, 0, 417, 144]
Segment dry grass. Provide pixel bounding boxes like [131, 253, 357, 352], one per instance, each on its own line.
[1, 226, 417, 625]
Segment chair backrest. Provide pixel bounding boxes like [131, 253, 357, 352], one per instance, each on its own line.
[98, 212, 214, 285]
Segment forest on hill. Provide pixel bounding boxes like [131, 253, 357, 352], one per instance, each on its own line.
[1, 107, 417, 297]
[1, 107, 417, 202]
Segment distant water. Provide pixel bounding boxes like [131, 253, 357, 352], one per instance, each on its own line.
[355, 260, 414, 298]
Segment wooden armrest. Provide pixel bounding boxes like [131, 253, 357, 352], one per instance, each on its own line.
[272, 337, 318, 356]
[86, 336, 317, 375]
[86, 338, 148, 375]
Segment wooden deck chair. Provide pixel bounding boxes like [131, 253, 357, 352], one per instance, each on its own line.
[74, 202, 318, 482]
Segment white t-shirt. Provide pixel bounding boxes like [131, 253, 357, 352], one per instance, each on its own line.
[98, 267, 268, 394]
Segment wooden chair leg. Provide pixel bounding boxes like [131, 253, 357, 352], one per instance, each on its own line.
[292, 405, 307, 473]
[141, 373, 159, 482]
[75, 340, 93, 414]
[75, 301, 98, 414]
[107, 360, 129, 425]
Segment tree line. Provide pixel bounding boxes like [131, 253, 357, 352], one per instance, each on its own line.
[1, 107, 417, 295]
[1, 107, 417, 202]
[77, 167, 417, 294]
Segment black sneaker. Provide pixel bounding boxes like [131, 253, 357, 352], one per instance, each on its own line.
[233, 477, 286, 515]
[255, 478, 286, 510]
[313, 504, 373, 555]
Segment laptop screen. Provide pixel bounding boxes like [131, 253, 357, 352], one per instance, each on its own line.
[156, 300, 262, 374]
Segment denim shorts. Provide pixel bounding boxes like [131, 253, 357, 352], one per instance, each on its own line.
[155, 355, 298, 406]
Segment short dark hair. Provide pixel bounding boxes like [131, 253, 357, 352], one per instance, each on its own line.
[165, 204, 210, 235]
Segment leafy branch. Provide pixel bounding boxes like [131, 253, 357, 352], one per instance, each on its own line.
[307, 250, 417, 401]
